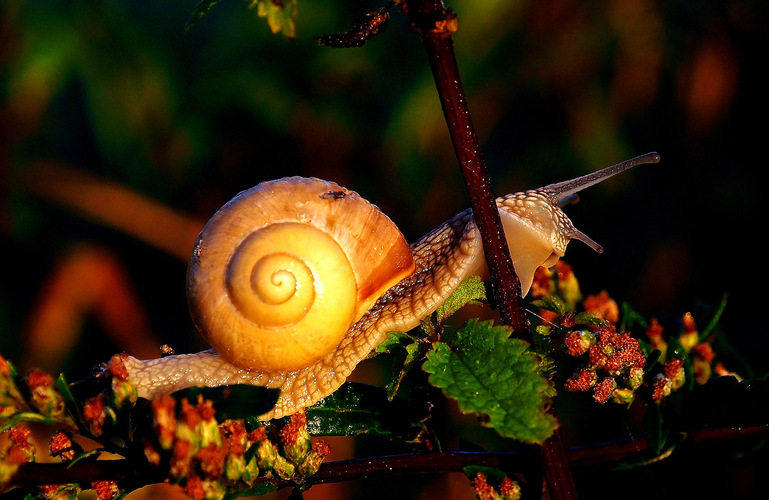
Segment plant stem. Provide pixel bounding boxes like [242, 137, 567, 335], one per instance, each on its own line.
[12, 424, 769, 490]
[539, 426, 577, 498]
[402, 0, 529, 337]
[401, 0, 577, 498]
[310, 449, 528, 485]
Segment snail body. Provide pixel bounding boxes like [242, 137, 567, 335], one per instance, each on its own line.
[122, 152, 660, 419]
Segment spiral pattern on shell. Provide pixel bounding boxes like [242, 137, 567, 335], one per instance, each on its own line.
[186, 177, 415, 374]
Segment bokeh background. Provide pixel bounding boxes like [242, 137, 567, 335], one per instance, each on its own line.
[1, 0, 767, 498]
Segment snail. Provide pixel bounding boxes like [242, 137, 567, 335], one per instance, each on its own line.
[120, 152, 660, 420]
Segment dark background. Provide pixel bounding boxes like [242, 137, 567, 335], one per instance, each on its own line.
[1, 0, 767, 498]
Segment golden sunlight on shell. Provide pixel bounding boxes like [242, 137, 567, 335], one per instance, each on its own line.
[186, 177, 415, 373]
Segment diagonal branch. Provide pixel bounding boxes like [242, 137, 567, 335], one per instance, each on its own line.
[400, 0, 577, 498]
[401, 0, 529, 337]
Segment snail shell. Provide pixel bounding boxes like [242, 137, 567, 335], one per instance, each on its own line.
[186, 177, 415, 373]
[121, 153, 660, 419]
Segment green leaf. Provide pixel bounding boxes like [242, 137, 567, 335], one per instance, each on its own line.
[0, 412, 58, 432]
[376, 332, 423, 400]
[56, 374, 89, 434]
[252, 0, 298, 40]
[619, 302, 649, 332]
[422, 319, 557, 444]
[186, 0, 222, 31]
[642, 403, 669, 455]
[699, 293, 728, 339]
[643, 347, 662, 373]
[375, 331, 417, 355]
[304, 382, 426, 440]
[463, 465, 508, 483]
[434, 275, 487, 323]
[224, 483, 277, 500]
[68, 448, 103, 467]
[169, 385, 280, 421]
[55, 374, 77, 412]
[419, 316, 436, 337]
[530, 295, 571, 317]
[419, 276, 487, 338]
[572, 312, 605, 327]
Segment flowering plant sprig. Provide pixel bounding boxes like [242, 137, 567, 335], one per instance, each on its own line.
[529, 262, 738, 408]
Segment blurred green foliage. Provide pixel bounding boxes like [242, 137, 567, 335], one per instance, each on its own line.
[4, 0, 766, 365]
[1, 0, 768, 496]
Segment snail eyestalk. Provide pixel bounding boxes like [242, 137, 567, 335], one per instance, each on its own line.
[548, 152, 661, 206]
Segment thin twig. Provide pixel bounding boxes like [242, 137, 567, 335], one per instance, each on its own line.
[309, 449, 529, 485]
[402, 0, 529, 336]
[400, 0, 576, 497]
[11, 425, 768, 490]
